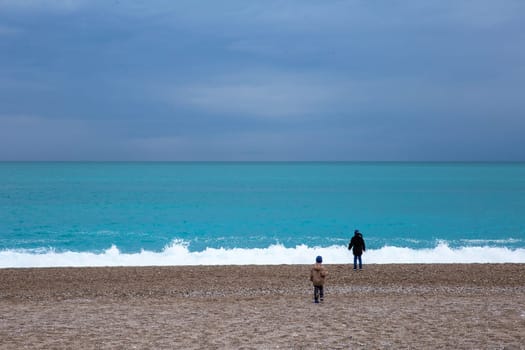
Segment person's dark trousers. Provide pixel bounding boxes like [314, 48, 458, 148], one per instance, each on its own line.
[314, 286, 324, 303]
[353, 255, 362, 270]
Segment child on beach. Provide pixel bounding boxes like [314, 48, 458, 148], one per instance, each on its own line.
[310, 256, 327, 303]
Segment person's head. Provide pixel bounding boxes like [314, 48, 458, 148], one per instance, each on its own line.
[354, 229, 360, 236]
[316, 255, 323, 263]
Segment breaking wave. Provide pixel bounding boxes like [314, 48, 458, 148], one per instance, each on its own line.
[1, 240, 525, 268]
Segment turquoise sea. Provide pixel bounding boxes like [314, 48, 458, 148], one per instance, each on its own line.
[1, 162, 524, 267]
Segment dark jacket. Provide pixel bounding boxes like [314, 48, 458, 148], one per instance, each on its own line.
[348, 233, 366, 256]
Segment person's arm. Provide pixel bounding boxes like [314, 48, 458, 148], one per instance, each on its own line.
[362, 238, 366, 252]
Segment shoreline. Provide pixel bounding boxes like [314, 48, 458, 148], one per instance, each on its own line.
[1, 264, 524, 349]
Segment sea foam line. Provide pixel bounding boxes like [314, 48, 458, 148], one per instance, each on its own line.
[1, 241, 525, 268]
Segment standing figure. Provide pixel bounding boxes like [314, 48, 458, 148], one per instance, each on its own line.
[310, 255, 327, 303]
[348, 230, 366, 270]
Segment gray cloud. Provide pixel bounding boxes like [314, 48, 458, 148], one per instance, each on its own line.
[1, 0, 524, 161]
[161, 72, 341, 120]
[0, 24, 20, 35]
[0, 0, 87, 13]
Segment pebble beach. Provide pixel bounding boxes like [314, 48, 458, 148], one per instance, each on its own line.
[1, 264, 524, 349]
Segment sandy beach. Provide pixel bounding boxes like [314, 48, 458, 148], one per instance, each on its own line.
[1, 264, 524, 349]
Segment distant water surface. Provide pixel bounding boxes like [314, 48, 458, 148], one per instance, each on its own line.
[1, 162, 524, 267]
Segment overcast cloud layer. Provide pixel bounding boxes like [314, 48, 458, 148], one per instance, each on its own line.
[1, 0, 524, 161]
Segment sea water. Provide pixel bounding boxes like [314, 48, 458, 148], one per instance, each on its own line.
[1, 162, 524, 267]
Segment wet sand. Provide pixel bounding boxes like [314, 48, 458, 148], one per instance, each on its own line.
[1, 264, 524, 349]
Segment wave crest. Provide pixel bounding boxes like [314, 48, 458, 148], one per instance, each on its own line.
[1, 241, 525, 268]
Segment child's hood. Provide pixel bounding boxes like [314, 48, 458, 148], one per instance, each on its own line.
[313, 263, 323, 270]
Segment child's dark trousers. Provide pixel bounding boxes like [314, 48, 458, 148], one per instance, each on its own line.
[314, 285, 324, 303]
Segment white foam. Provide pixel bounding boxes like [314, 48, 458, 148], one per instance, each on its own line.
[1, 241, 524, 268]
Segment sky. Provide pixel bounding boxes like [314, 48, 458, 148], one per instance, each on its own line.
[1, 0, 524, 161]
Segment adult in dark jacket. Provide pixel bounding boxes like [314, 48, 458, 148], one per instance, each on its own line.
[348, 230, 366, 270]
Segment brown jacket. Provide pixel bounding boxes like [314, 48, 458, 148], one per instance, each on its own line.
[310, 263, 327, 286]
